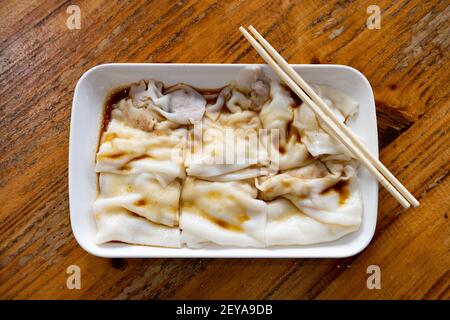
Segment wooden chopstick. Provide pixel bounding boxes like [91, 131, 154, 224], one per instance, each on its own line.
[239, 26, 414, 208]
[247, 26, 419, 208]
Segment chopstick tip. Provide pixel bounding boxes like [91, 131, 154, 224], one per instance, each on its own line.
[239, 26, 251, 38]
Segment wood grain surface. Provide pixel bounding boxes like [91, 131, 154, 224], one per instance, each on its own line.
[0, 0, 449, 300]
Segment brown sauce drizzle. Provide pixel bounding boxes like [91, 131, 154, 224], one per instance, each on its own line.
[129, 154, 151, 162]
[207, 191, 222, 200]
[134, 199, 148, 207]
[281, 179, 292, 189]
[97, 85, 131, 156]
[97, 152, 126, 160]
[320, 180, 350, 205]
[95, 86, 130, 195]
[209, 216, 244, 232]
[103, 132, 118, 142]
[101, 86, 130, 136]
[286, 121, 302, 143]
[184, 194, 249, 233]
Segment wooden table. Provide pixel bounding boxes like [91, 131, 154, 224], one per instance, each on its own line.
[1, 0, 449, 300]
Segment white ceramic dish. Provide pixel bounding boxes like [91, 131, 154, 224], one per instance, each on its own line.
[69, 63, 378, 258]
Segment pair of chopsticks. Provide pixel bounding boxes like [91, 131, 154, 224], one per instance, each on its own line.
[239, 26, 419, 209]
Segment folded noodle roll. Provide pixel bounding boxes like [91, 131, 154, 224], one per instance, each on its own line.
[111, 98, 161, 132]
[226, 66, 270, 113]
[277, 134, 313, 170]
[266, 198, 358, 246]
[285, 177, 362, 226]
[205, 87, 232, 121]
[97, 173, 181, 227]
[96, 119, 187, 185]
[129, 80, 206, 124]
[293, 84, 358, 160]
[95, 207, 181, 248]
[199, 166, 269, 182]
[259, 81, 295, 145]
[256, 161, 345, 200]
[185, 112, 270, 179]
[180, 178, 267, 247]
[257, 161, 362, 227]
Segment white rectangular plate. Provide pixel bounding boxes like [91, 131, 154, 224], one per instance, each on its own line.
[69, 63, 378, 258]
